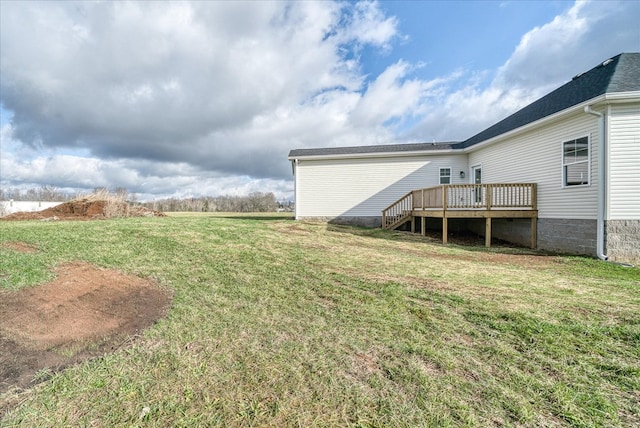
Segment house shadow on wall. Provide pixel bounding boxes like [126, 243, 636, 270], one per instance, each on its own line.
[325, 164, 537, 251]
[324, 163, 484, 244]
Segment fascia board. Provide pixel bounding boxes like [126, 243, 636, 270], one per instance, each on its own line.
[602, 91, 640, 102]
[288, 148, 463, 161]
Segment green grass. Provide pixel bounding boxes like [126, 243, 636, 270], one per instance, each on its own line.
[1, 214, 639, 427]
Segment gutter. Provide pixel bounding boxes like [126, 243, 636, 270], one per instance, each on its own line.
[288, 148, 462, 162]
[584, 105, 608, 260]
[292, 159, 299, 220]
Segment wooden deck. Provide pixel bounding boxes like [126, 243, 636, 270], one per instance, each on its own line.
[382, 183, 538, 248]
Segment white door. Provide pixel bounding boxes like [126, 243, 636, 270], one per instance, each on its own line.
[471, 165, 482, 204]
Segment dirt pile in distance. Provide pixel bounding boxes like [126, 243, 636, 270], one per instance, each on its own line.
[1, 198, 165, 221]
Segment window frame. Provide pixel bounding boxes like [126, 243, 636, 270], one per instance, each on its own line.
[561, 135, 590, 187]
[439, 167, 452, 185]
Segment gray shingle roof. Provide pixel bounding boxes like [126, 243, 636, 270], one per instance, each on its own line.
[288, 53, 640, 158]
[458, 53, 640, 148]
[288, 142, 458, 158]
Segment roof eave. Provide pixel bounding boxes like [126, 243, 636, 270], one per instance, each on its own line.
[288, 148, 464, 161]
[602, 90, 640, 102]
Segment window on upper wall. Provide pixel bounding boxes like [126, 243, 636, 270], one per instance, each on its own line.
[562, 136, 589, 186]
[439, 168, 451, 184]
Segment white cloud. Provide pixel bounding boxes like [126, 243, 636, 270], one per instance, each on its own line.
[337, 1, 399, 49]
[0, 1, 400, 186]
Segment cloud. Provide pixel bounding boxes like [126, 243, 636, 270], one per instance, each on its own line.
[336, 0, 399, 50]
[0, 1, 398, 185]
[409, 0, 640, 141]
[2, 122, 292, 200]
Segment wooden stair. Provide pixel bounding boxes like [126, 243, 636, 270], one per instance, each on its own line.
[385, 210, 413, 230]
[382, 192, 413, 230]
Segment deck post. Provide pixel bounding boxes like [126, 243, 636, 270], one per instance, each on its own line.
[411, 217, 416, 233]
[485, 217, 492, 247]
[442, 217, 448, 244]
[442, 185, 447, 210]
[421, 216, 426, 236]
[442, 186, 448, 244]
[532, 183, 538, 210]
[531, 217, 537, 249]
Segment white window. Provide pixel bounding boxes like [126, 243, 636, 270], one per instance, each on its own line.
[562, 136, 589, 186]
[439, 168, 451, 184]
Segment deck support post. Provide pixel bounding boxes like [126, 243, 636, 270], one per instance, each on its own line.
[442, 217, 448, 244]
[531, 217, 537, 249]
[411, 217, 416, 233]
[485, 217, 492, 247]
[442, 187, 448, 244]
[421, 217, 426, 236]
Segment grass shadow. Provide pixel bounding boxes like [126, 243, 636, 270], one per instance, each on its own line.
[324, 222, 553, 257]
[219, 214, 295, 222]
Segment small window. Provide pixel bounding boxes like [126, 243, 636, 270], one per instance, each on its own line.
[439, 168, 451, 184]
[563, 136, 589, 186]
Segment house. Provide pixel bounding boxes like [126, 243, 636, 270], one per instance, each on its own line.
[288, 53, 640, 263]
[0, 200, 63, 216]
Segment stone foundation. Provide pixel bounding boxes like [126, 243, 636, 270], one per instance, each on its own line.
[442, 217, 599, 257]
[298, 216, 382, 228]
[467, 218, 535, 248]
[606, 220, 640, 264]
[537, 219, 597, 257]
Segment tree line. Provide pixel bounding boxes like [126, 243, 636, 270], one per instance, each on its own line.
[0, 186, 291, 213]
[0, 186, 134, 202]
[1, 185, 76, 202]
[143, 192, 292, 213]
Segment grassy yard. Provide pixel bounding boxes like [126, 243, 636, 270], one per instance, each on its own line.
[1, 214, 639, 427]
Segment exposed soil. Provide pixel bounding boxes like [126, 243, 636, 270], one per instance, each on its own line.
[0, 260, 173, 411]
[1, 198, 165, 221]
[1, 241, 39, 253]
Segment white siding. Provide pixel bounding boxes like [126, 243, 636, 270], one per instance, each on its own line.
[296, 155, 467, 218]
[469, 112, 599, 219]
[0, 200, 62, 215]
[608, 103, 640, 220]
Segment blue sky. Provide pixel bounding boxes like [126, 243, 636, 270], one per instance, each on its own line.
[1, 0, 638, 201]
[366, 1, 568, 79]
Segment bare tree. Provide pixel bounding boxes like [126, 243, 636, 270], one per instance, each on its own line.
[142, 192, 280, 213]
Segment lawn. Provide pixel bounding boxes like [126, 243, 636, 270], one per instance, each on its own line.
[1, 214, 639, 427]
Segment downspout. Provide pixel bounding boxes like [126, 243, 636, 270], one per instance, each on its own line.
[584, 105, 608, 260]
[292, 159, 299, 220]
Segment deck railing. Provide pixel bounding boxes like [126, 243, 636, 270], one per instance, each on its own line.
[383, 183, 537, 228]
[381, 191, 413, 229]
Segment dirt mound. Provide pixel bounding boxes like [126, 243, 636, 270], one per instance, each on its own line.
[1, 199, 165, 221]
[0, 261, 173, 405]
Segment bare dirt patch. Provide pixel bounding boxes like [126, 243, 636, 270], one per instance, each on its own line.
[1, 241, 39, 254]
[0, 261, 173, 407]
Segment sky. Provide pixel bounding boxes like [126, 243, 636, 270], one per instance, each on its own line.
[1, 0, 639, 202]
